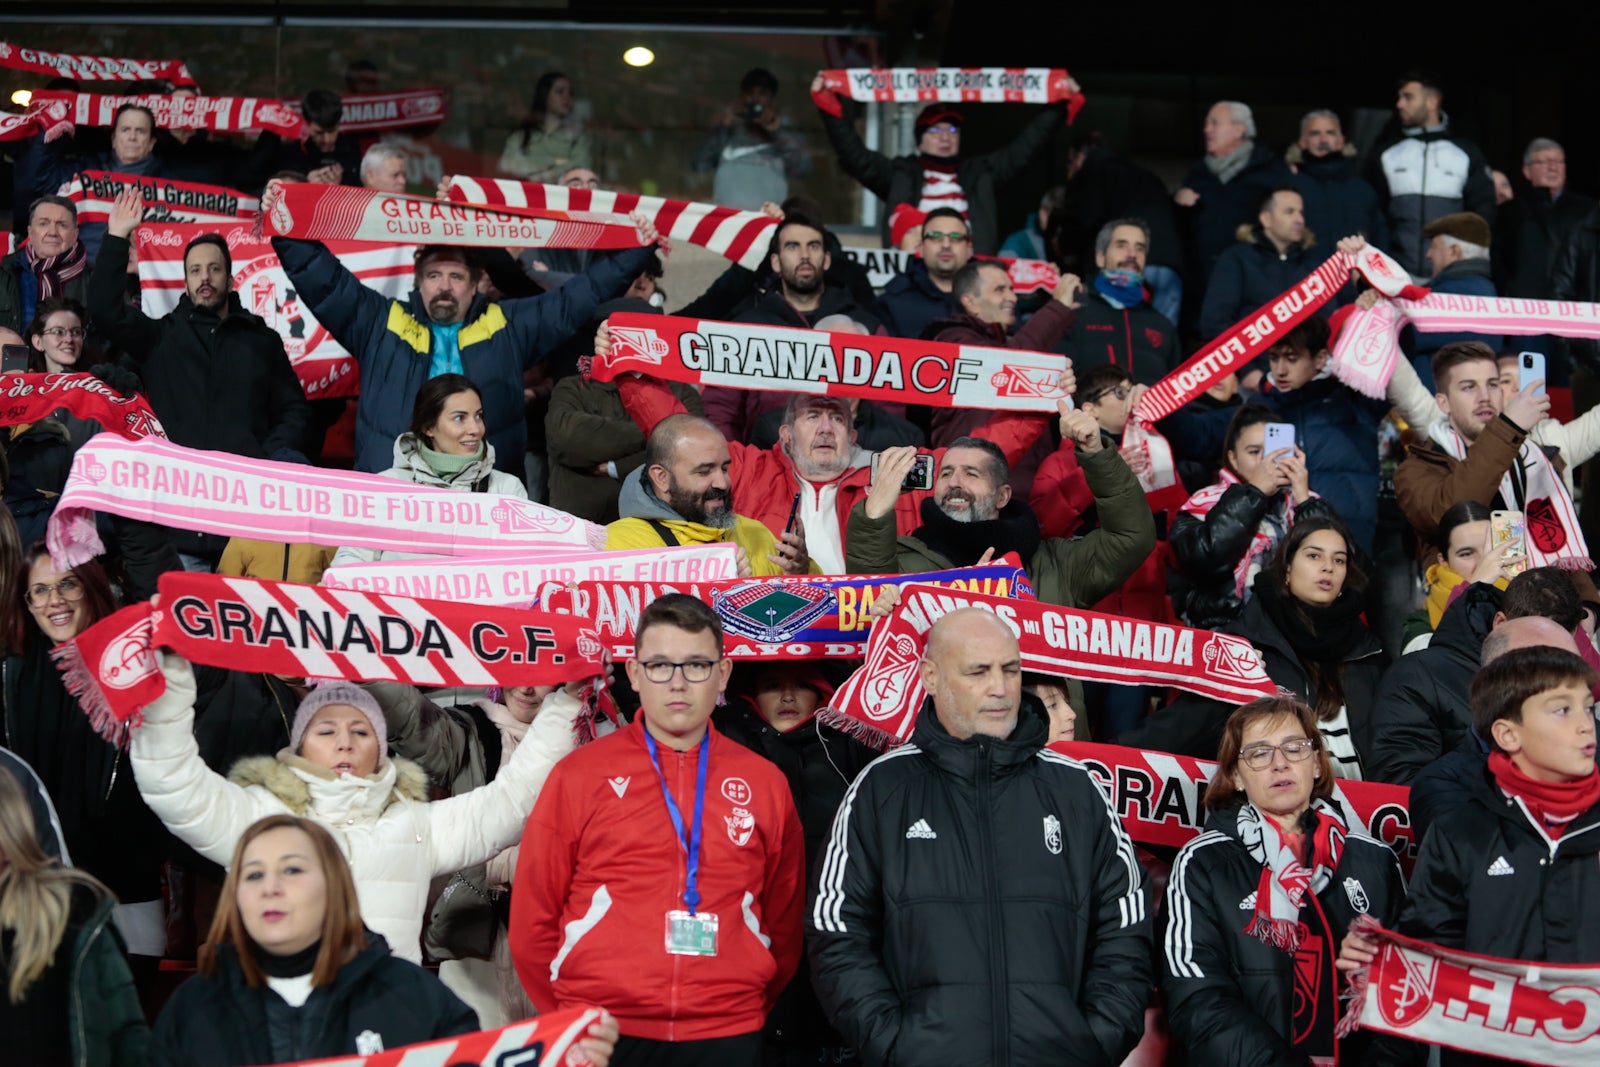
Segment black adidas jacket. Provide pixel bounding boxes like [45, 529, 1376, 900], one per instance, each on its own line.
[806, 696, 1152, 1067]
[1161, 801, 1419, 1067]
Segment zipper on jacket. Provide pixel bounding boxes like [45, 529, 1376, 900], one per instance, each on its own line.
[1123, 308, 1133, 373]
[976, 740, 1010, 1066]
[2, 659, 9, 747]
[70, 905, 114, 1066]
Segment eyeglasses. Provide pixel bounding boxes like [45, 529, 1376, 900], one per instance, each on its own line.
[1237, 738, 1318, 771]
[924, 124, 960, 136]
[923, 231, 970, 244]
[1084, 384, 1132, 404]
[40, 327, 85, 339]
[25, 576, 84, 608]
[638, 659, 718, 684]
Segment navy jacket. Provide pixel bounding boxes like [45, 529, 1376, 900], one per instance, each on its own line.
[1290, 151, 1389, 260]
[1403, 257, 1501, 385]
[1198, 227, 1332, 343]
[1178, 143, 1292, 287]
[12, 133, 164, 262]
[273, 236, 654, 474]
[879, 258, 955, 340]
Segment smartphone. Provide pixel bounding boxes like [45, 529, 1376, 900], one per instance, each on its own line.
[871, 451, 935, 492]
[1262, 422, 1296, 459]
[782, 491, 802, 538]
[0, 344, 28, 374]
[1519, 351, 1546, 395]
[1491, 510, 1529, 577]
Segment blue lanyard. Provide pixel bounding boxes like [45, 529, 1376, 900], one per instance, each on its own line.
[643, 731, 709, 915]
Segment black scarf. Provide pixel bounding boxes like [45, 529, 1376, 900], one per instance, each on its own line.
[252, 939, 323, 979]
[913, 496, 1042, 567]
[1251, 571, 1368, 666]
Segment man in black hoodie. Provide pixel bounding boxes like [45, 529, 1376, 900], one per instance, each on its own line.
[1289, 109, 1387, 260]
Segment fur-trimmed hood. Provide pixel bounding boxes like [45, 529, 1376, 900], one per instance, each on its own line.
[228, 750, 429, 818]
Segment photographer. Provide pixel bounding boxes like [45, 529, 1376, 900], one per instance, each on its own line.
[692, 68, 813, 211]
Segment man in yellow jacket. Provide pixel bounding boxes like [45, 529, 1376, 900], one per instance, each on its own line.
[607, 414, 816, 576]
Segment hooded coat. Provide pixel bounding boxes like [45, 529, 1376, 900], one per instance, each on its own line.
[604, 465, 799, 576]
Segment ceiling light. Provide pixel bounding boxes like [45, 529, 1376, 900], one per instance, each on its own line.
[623, 46, 655, 67]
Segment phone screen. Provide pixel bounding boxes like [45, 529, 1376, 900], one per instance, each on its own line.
[0, 344, 28, 374]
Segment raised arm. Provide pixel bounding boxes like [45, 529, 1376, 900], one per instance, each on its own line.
[86, 191, 162, 362]
[812, 76, 895, 199]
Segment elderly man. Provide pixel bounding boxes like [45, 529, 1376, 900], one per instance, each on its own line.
[1174, 101, 1291, 291]
[1494, 138, 1595, 303]
[0, 195, 87, 334]
[359, 142, 409, 193]
[1289, 109, 1387, 259]
[807, 607, 1152, 1067]
[1405, 213, 1500, 386]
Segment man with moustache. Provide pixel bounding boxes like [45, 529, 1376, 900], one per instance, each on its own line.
[606, 413, 814, 577]
[878, 206, 972, 340]
[1054, 218, 1179, 385]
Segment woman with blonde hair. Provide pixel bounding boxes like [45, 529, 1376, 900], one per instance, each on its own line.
[0, 764, 151, 1066]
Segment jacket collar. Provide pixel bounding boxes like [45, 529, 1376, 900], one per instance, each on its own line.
[227, 751, 428, 819]
[910, 692, 1049, 782]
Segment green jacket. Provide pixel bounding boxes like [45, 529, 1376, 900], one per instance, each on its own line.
[70, 892, 154, 1067]
[845, 442, 1156, 609]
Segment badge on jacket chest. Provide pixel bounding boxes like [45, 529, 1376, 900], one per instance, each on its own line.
[1043, 814, 1063, 855]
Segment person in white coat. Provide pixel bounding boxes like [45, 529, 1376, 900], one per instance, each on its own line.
[331, 373, 527, 568]
[129, 654, 586, 968]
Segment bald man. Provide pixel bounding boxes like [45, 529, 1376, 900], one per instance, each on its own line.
[807, 608, 1152, 1067]
[1410, 615, 1589, 844]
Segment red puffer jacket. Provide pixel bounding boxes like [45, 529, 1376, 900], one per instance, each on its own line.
[510, 720, 806, 1042]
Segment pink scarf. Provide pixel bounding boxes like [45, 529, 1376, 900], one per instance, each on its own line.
[1179, 469, 1303, 600]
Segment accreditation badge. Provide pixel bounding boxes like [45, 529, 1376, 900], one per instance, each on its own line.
[665, 909, 718, 956]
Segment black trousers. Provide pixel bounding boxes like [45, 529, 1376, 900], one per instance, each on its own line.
[611, 1032, 763, 1067]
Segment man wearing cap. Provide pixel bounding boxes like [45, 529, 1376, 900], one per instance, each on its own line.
[811, 73, 1075, 255]
[1406, 212, 1502, 389]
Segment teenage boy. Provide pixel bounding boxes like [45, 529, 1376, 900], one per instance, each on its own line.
[1399, 645, 1600, 976]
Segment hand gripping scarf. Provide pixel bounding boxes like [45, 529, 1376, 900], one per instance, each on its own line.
[55, 572, 607, 743]
[1235, 798, 1348, 953]
[0, 372, 165, 439]
[0, 98, 72, 143]
[811, 67, 1087, 123]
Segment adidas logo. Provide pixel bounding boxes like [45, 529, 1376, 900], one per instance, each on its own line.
[905, 818, 937, 840]
[1487, 856, 1515, 877]
[1239, 891, 1257, 910]
[608, 776, 630, 798]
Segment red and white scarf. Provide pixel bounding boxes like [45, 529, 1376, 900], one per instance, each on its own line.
[0, 98, 72, 142]
[65, 171, 257, 225]
[0, 41, 192, 83]
[1122, 416, 1178, 495]
[20, 237, 86, 299]
[1428, 420, 1591, 570]
[46, 436, 604, 571]
[0, 372, 165, 439]
[811, 67, 1086, 123]
[277, 1007, 604, 1066]
[1235, 799, 1347, 953]
[825, 582, 1274, 748]
[445, 176, 776, 271]
[298, 87, 450, 133]
[1340, 920, 1600, 1065]
[260, 182, 643, 250]
[1180, 470, 1306, 600]
[590, 310, 1069, 412]
[55, 572, 607, 742]
[32, 90, 304, 138]
[917, 159, 967, 215]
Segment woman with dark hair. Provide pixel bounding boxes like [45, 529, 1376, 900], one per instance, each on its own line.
[0, 508, 24, 656]
[1160, 697, 1414, 1067]
[0, 543, 171, 964]
[1170, 402, 1338, 630]
[331, 374, 526, 566]
[498, 72, 592, 184]
[1402, 499, 1519, 652]
[152, 814, 623, 1065]
[0, 764, 151, 1066]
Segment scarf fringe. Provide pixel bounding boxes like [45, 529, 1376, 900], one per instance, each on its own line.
[1553, 554, 1595, 572]
[1242, 912, 1305, 954]
[46, 506, 106, 570]
[49, 636, 141, 748]
[818, 704, 905, 752]
[1334, 914, 1381, 1040]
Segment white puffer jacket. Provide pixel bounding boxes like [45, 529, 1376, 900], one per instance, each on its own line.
[129, 655, 578, 963]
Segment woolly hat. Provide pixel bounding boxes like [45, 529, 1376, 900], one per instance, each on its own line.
[888, 203, 927, 249]
[914, 104, 963, 137]
[289, 683, 388, 769]
[1422, 211, 1491, 249]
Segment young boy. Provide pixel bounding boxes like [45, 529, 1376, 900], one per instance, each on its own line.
[1399, 644, 1600, 966]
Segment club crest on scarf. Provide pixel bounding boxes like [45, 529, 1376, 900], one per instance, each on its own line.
[861, 632, 920, 722]
[1203, 634, 1263, 681]
[989, 364, 1070, 400]
[1526, 497, 1568, 553]
[607, 325, 670, 366]
[1374, 942, 1438, 1028]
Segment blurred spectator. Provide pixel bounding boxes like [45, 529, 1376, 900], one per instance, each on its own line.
[14, 103, 163, 261]
[1056, 217, 1179, 385]
[878, 206, 969, 340]
[359, 141, 408, 193]
[1199, 186, 1323, 349]
[156, 83, 246, 186]
[999, 185, 1064, 261]
[1288, 109, 1387, 259]
[0, 196, 87, 335]
[345, 58, 381, 94]
[1404, 213, 1501, 388]
[1366, 71, 1496, 277]
[1493, 138, 1595, 303]
[240, 89, 362, 190]
[813, 72, 1071, 254]
[499, 72, 592, 184]
[692, 67, 812, 211]
[1175, 101, 1292, 298]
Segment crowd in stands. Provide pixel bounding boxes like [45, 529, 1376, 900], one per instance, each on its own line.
[3, 43, 1600, 1067]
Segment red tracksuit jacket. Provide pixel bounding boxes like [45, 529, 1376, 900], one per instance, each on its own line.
[510, 719, 806, 1042]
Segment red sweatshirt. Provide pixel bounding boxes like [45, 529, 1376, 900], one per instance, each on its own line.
[510, 719, 806, 1042]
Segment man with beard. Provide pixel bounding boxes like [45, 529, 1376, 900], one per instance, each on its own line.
[261, 178, 658, 475]
[1054, 218, 1180, 386]
[89, 189, 312, 567]
[702, 212, 883, 444]
[0, 196, 88, 335]
[1289, 110, 1387, 261]
[845, 403, 1154, 612]
[879, 207, 971, 340]
[606, 413, 814, 576]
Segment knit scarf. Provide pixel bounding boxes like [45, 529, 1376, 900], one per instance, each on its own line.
[1252, 573, 1370, 673]
[1488, 751, 1600, 838]
[1093, 268, 1145, 308]
[912, 496, 1042, 567]
[1423, 562, 1506, 628]
[1203, 141, 1254, 184]
[917, 154, 967, 214]
[1179, 470, 1302, 601]
[1236, 799, 1347, 953]
[21, 238, 86, 301]
[1428, 420, 1592, 571]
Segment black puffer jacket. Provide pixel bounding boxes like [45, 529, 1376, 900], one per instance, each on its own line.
[1551, 204, 1600, 374]
[1364, 582, 1499, 785]
[152, 933, 477, 1066]
[807, 697, 1152, 1067]
[1162, 801, 1418, 1067]
[1169, 484, 1337, 631]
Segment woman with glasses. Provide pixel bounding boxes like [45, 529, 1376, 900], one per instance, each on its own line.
[1160, 696, 1414, 1066]
[22, 296, 120, 453]
[1, 543, 172, 969]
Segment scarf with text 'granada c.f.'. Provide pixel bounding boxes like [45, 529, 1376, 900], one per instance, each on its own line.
[46, 436, 604, 570]
[588, 311, 1071, 412]
[54, 572, 608, 743]
[0, 372, 165, 439]
[825, 583, 1276, 748]
[811, 67, 1086, 123]
[446, 176, 778, 271]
